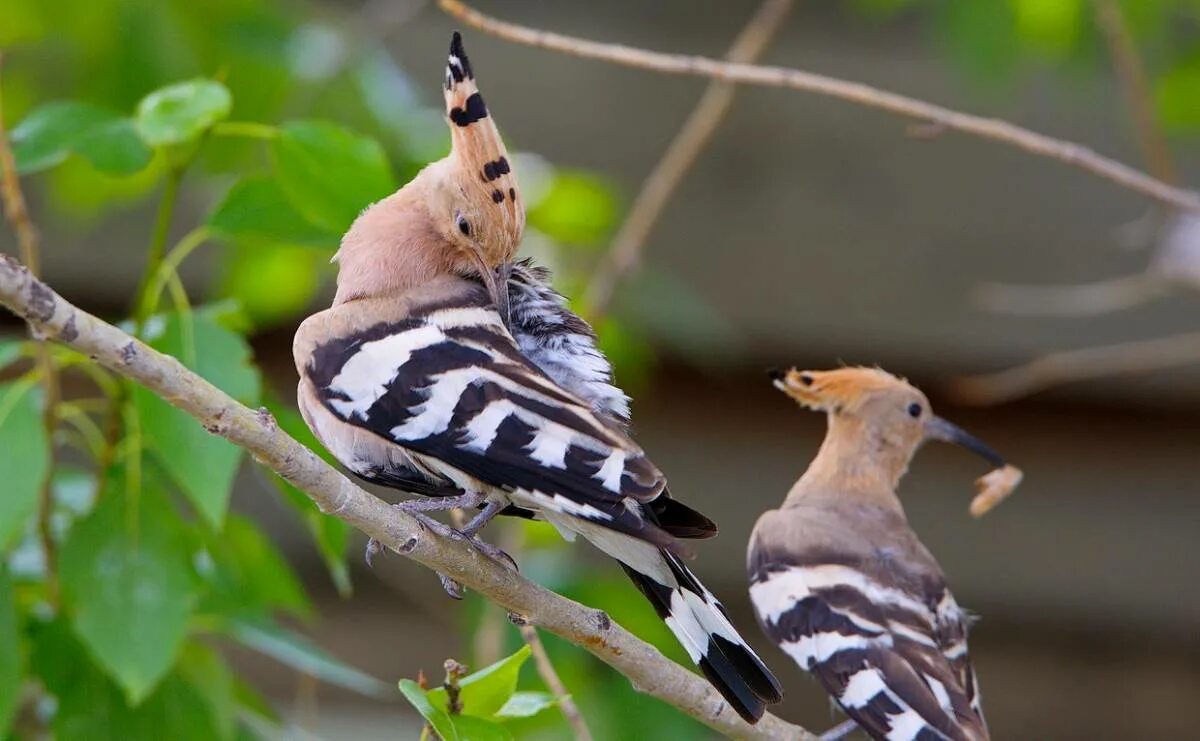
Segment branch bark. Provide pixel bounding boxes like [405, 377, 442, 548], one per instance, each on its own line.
[0, 254, 811, 741]
[439, 0, 1200, 214]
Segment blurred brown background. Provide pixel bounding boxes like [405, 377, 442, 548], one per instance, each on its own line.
[6, 1, 1199, 738]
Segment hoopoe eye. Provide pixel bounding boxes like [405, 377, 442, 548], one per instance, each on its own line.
[907, 402, 922, 418]
[456, 215, 471, 236]
[799, 373, 814, 386]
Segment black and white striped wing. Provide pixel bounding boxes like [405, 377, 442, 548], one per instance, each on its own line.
[933, 590, 985, 723]
[748, 562, 986, 741]
[304, 298, 672, 546]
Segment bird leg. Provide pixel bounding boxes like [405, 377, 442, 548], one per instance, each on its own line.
[364, 492, 486, 567]
[819, 719, 859, 740]
[366, 493, 517, 600]
[458, 499, 516, 569]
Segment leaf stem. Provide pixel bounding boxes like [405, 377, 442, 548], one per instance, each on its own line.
[142, 226, 209, 318]
[212, 121, 279, 140]
[134, 167, 186, 332]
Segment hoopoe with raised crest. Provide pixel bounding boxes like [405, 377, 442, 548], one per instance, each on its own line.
[748, 368, 1022, 741]
[293, 32, 783, 723]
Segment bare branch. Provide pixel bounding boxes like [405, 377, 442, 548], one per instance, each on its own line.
[517, 622, 593, 740]
[0, 254, 812, 740]
[582, 0, 794, 319]
[950, 332, 1200, 405]
[974, 271, 1168, 317]
[438, 0, 1200, 213]
[1092, 0, 1178, 187]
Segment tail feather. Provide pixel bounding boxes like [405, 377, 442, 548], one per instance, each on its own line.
[618, 552, 783, 723]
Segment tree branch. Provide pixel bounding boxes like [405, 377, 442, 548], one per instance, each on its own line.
[439, 0, 1200, 213]
[1092, 0, 1178, 187]
[0, 254, 811, 741]
[949, 331, 1200, 405]
[582, 0, 794, 320]
[516, 620, 593, 740]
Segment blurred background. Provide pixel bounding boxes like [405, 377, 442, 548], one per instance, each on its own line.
[1, 0, 1198, 739]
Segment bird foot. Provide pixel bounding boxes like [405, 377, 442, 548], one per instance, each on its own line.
[432, 529, 520, 599]
[363, 502, 517, 599]
[364, 505, 457, 567]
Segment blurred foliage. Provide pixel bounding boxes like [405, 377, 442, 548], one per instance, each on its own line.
[2, 0, 1200, 739]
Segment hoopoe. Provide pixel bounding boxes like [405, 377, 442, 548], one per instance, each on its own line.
[748, 368, 1020, 741]
[293, 33, 783, 722]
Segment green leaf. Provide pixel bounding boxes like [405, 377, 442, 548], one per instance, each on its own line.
[224, 616, 389, 698]
[177, 642, 237, 741]
[0, 568, 21, 734]
[58, 476, 198, 703]
[449, 715, 514, 741]
[207, 176, 338, 248]
[136, 79, 232, 147]
[494, 691, 559, 720]
[934, 2, 1019, 82]
[217, 243, 323, 327]
[427, 646, 531, 719]
[267, 399, 352, 595]
[272, 120, 395, 233]
[74, 118, 154, 175]
[399, 678, 460, 741]
[526, 172, 619, 246]
[0, 339, 23, 370]
[133, 306, 261, 527]
[33, 619, 233, 741]
[1155, 58, 1200, 133]
[10, 101, 120, 173]
[232, 674, 279, 725]
[1012, 0, 1082, 57]
[198, 514, 311, 619]
[0, 382, 48, 549]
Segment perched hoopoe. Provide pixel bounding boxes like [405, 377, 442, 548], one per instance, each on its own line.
[293, 33, 783, 722]
[748, 368, 1018, 741]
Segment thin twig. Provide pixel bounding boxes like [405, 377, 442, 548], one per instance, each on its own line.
[0, 54, 62, 604]
[974, 271, 1168, 317]
[0, 254, 812, 741]
[519, 620, 592, 740]
[582, 0, 794, 319]
[1092, 0, 1178, 186]
[439, 0, 1200, 213]
[950, 332, 1200, 405]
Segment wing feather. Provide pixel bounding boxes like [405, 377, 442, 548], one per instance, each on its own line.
[304, 290, 671, 545]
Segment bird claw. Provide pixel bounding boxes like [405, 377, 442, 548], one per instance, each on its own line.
[364, 537, 384, 568]
[365, 506, 453, 567]
[430, 532, 519, 600]
[466, 537, 519, 573]
[438, 572, 465, 600]
[364, 501, 516, 597]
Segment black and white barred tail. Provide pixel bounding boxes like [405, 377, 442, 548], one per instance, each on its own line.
[619, 546, 783, 724]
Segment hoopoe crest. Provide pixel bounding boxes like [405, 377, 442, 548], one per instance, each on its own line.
[333, 32, 522, 307]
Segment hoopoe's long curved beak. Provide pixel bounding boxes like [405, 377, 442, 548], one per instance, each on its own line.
[924, 415, 1005, 467]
